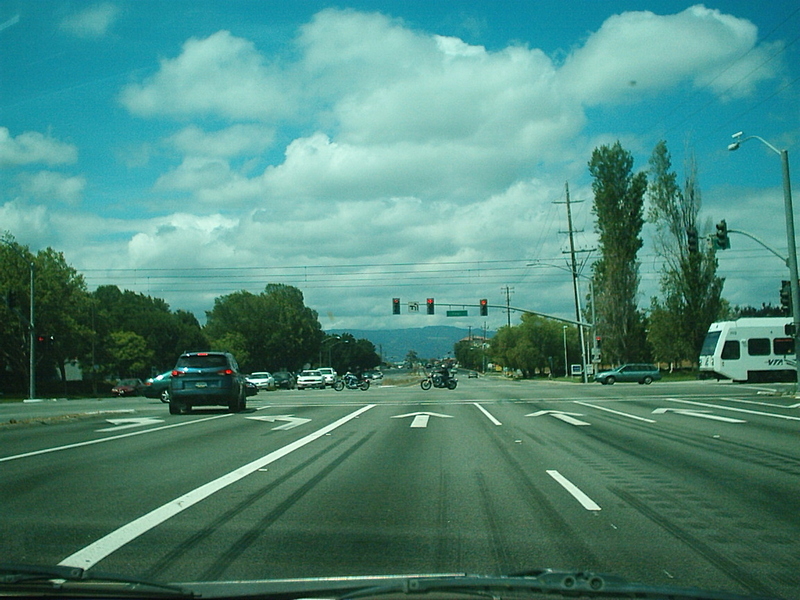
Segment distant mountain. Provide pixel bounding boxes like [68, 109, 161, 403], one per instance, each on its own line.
[329, 326, 491, 363]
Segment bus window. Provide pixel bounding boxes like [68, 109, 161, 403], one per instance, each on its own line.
[721, 340, 740, 360]
[774, 337, 795, 355]
[747, 338, 771, 356]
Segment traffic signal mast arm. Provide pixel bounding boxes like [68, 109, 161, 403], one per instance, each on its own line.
[722, 227, 790, 266]
[481, 303, 592, 328]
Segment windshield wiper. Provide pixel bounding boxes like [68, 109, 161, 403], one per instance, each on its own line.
[335, 571, 780, 600]
[180, 571, 783, 600]
[0, 563, 193, 597]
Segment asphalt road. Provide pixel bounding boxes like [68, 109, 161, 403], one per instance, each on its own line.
[1, 376, 799, 598]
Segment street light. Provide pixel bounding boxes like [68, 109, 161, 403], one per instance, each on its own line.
[728, 131, 799, 390]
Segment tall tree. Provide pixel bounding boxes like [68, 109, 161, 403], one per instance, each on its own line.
[646, 141, 725, 364]
[0, 234, 94, 390]
[204, 284, 323, 372]
[588, 141, 649, 364]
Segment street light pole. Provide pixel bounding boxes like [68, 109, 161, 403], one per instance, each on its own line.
[729, 132, 799, 391]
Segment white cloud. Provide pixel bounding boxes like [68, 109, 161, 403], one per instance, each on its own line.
[166, 124, 275, 158]
[0, 128, 78, 167]
[558, 5, 781, 104]
[59, 2, 120, 38]
[119, 30, 292, 120]
[18, 171, 86, 205]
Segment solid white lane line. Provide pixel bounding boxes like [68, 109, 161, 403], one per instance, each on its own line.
[58, 404, 376, 570]
[546, 470, 601, 511]
[574, 401, 656, 423]
[0, 413, 234, 463]
[473, 402, 502, 425]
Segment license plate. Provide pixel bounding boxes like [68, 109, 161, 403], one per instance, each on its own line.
[195, 382, 208, 388]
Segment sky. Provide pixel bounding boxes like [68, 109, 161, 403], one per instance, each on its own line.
[1, 1, 798, 338]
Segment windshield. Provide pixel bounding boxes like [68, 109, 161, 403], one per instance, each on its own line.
[700, 331, 722, 357]
[1, 2, 798, 600]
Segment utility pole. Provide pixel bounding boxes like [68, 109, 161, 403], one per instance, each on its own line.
[555, 182, 588, 382]
[501, 286, 514, 328]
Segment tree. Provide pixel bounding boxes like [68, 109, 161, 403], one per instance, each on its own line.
[488, 315, 578, 377]
[646, 141, 725, 365]
[324, 333, 380, 373]
[588, 142, 649, 364]
[454, 338, 486, 371]
[88, 285, 207, 376]
[204, 284, 323, 372]
[107, 331, 154, 378]
[0, 234, 94, 391]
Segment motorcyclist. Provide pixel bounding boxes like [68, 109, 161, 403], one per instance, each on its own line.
[432, 364, 450, 386]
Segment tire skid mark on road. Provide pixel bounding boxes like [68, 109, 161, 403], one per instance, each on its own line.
[58, 404, 376, 571]
[479, 420, 599, 568]
[474, 471, 514, 573]
[200, 431, 375, 581]
[144, 432, 359, 580]
[565, 432, 798, 596]
[609, 486, 778, 598]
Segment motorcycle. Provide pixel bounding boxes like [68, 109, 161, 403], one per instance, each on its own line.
[420, 371, 457, 390]
[333, 372, 370, 391]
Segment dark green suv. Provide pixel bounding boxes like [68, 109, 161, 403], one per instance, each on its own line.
[169, 351, 246, 414]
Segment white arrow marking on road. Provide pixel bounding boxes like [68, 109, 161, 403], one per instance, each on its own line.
[391, 412, 453, 428]
[526, 410, 590, 426]
[652, 408, 746, 423]
[96, 417, 164, 432]
[246, 415, 312, 430]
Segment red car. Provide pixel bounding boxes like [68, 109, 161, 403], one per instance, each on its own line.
[111, 378, 143, 397]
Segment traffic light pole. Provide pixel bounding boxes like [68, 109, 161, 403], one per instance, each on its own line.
[729, 133, 799, 392]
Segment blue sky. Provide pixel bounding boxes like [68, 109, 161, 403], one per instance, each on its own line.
[1, 1, 798, 333]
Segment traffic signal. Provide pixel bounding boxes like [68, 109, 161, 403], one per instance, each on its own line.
[595, 336, 602, 349]
[686, 227, 698, 253]
[392, 297, 400, 315]
[781, 280, 792, 311]
[715, 219, 730, 250]
[427, 298, 435, 315]
[479, 298, 488, 316]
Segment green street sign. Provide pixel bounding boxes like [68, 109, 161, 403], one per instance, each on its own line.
[446, 310, 468, 317]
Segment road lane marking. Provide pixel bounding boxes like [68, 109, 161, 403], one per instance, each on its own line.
[96, 417, 165, 432]
[667, 398, 800, 421]
[473, 402, 502, 425]
[546, 470, 601, 511]
[245, 415, 312, 430]
[0, 413, 234, 463]
[722, 397, 800, 409]
[58, 404, 376, 570]
[573, 401, 656, 423]
[527, 410, 590, 426]
[391, 412, 453, 428]
[652, 408, 746, 423]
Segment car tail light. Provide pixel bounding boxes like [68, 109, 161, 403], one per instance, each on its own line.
[217, 368, 234, 375]
[171, 370, 184, 377]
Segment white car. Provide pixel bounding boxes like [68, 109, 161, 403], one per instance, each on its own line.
[317, 367, 337, 386]
[296, 369, 325, 390]
[246, 371, 275, 390]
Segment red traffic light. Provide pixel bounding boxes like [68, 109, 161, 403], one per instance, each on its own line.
[392, 297, 401, 315]
[479, 299, 488, 316]
[427, 298, 435, 315]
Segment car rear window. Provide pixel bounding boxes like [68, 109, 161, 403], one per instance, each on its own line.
[176, 354, 228, 368]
